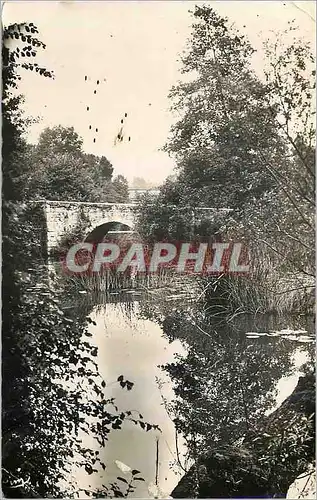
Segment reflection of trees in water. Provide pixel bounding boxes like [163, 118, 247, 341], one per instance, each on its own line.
[163, 316, 299, 455]
[138, 298, 314, 465]
[62, 290, 139, 324]
[6, 240, 312, 498]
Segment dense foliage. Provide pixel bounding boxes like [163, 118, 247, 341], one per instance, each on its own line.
[21, 126, 129, 202]
[2, 22, 149, 498]
[134, 7, 316, 496]
[138, 295, 315, 498]
[160, 310, 314, 453]
[136, 6, 315, 313]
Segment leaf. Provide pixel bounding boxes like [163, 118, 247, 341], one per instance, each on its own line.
[112, 421, 122, 430]
[133, 477, 145, 481]
[131, 469, 141, 475]
[85, 464, 93, 475]
[117, 375, 124, 382]
[117, 476, 128, 484]
[114, 491, 124, 497]
[126, 381, 134, 391]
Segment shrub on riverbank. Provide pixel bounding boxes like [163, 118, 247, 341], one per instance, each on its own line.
[201, 245, 315, 318]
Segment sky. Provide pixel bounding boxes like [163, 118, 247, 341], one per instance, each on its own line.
[2, 1, 316, 186]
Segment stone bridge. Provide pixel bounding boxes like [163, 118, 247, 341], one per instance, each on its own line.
[40, 200, 136, 252]
[31, 200, 231, 253]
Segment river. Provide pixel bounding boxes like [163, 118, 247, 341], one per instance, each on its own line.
[58, 283, 315, 499]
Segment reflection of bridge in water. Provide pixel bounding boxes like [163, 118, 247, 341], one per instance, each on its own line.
[30, 200, 231, 253]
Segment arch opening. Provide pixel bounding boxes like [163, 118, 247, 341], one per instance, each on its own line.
[84, 221, 136, 244]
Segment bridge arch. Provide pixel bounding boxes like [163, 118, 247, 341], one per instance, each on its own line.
[41, 201, 136, 252]
[84, 221, 134, 244]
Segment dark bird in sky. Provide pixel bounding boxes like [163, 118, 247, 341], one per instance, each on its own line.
[85, 75, 87, 81]
[89, 125, 92, 129]
[125, 112, 127, 117]
[97, 80, 100, 85]
[93, 138, 96, 143]
[94, 90, 96, 94]
[121, 119, 123, 124]
[96, 128, 98, 132]
[87, 106, 89, 111]
[128, 137, 131, 141]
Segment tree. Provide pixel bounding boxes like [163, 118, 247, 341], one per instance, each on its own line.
[22, 126, 128, 203]
[25, 150, 101, 201]
[136, 6, 285, 241]
[112, 174, 129, 203]
[162, 6, 285, 211]
[25, 126, 95, 200]
[136, 6, 315, 312]
[98, 155, 114, 181]
[240, 28, 315, 278]
[35, 125, 83, 158]
[2, 22, 53, 201]
[2, 21, 150, 498]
